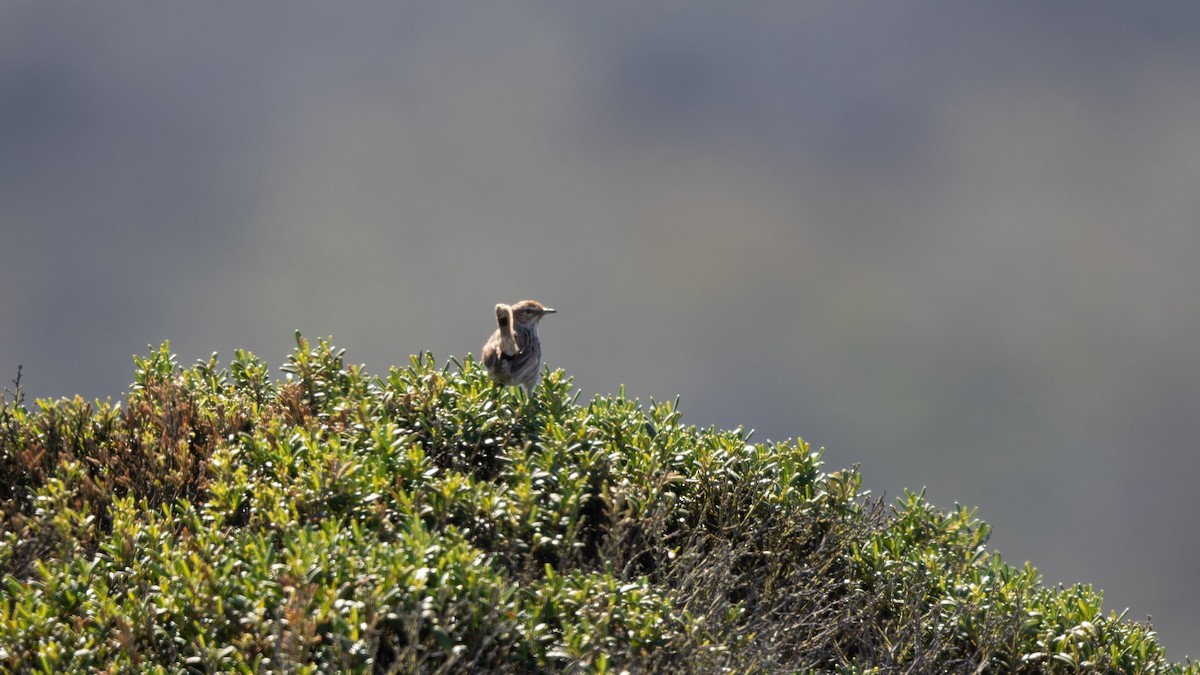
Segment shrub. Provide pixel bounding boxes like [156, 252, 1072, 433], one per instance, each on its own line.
[0, 337, 1193, 673]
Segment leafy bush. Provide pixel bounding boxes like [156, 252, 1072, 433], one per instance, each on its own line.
[0, 336, 1193, 673]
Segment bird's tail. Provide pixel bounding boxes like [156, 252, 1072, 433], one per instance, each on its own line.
[495, 304, 520, 356]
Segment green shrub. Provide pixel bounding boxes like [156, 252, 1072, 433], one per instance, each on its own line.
[0, 336, 1193, 673]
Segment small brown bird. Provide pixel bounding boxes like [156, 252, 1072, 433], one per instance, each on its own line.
[482, 299, 556, 393]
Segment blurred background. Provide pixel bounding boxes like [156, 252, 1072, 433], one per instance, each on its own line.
[2, 1, 1198, 657]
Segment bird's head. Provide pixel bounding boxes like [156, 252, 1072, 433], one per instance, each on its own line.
[510, 300, 556, 325]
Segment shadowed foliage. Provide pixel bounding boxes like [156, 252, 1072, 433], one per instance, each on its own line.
[0, 336, 1193, 673]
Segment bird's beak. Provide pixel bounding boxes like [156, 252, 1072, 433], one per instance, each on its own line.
[542, 307, 557, 315]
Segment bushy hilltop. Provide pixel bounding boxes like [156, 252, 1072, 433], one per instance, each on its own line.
[0, 336, 1192, 674]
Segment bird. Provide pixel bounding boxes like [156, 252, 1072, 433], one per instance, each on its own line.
[482, 299, 556, 393]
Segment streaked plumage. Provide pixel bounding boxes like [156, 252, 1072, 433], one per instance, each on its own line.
[482, 299, 556, 393]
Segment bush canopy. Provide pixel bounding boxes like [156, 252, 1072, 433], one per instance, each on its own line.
[0, 336, 1192, 673]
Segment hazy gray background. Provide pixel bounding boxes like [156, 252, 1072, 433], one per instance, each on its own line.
[2, 2, 1198, 657]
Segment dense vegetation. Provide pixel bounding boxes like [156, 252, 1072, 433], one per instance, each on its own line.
[0, 336, 1192, 673]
